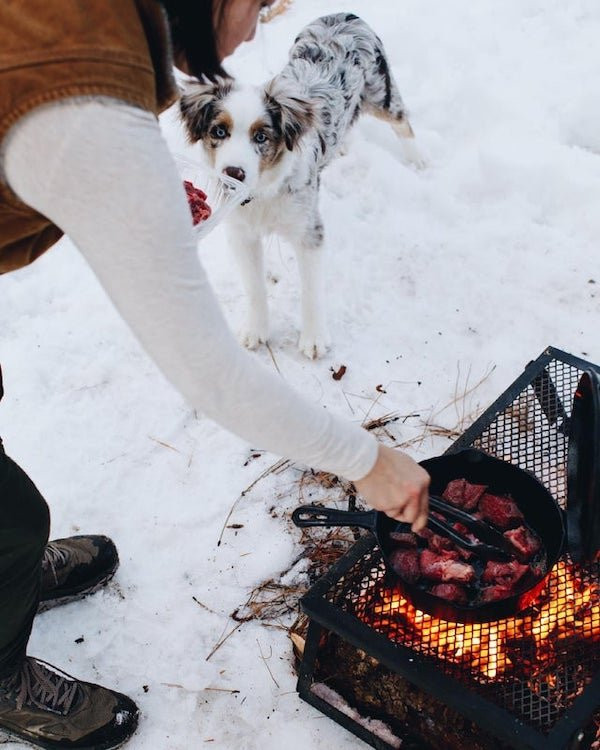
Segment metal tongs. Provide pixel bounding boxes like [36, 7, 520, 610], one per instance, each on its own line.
[426, 495, 517, 562]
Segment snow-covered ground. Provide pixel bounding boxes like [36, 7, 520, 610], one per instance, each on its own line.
[2, 0, 600, 747]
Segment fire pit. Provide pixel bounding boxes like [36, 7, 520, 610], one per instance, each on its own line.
[296, 347, 600, 750]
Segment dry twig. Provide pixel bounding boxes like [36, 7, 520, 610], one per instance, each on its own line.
[221, 360, 497, 660]
[148, 436, 181, 453]
[192, 596, 217, 615]
[232, 580, 303, 623]
[217, 458, 290, 546]
[205, 622, 243, 662]
[428, 362, 496, 433]
[256, 639, 280, 688]
[265, 342, 282, 376]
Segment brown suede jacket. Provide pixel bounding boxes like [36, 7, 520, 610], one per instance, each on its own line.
[0, 0, 178, 274]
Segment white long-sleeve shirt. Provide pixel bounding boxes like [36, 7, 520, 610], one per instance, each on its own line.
[1, 97, 378, 480]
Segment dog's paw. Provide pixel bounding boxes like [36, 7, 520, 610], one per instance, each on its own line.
[298, 329, 331, 360]
[402, 140, 428, 171]
[239, 312, 269, 350]
[239, 328, 268, 350]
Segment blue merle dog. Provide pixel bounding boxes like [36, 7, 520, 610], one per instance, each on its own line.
[179, 13, 424, 359]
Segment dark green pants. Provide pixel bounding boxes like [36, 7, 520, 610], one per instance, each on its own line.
[0, 433, 50, 678]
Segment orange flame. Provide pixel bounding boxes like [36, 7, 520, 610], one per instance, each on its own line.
[364, 561, 600, 681]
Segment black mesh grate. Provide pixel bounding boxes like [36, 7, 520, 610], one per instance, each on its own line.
[321, 355, 600, 735]
[473, 359, 574, 510]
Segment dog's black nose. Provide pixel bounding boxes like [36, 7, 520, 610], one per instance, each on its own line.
[223, 166, 246, 182]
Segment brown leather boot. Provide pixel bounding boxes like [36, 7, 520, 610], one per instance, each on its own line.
[0, 656, 138, 748]
[39, 536, 119, 613]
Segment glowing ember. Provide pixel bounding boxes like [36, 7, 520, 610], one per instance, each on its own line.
[363, 561, 600, 681]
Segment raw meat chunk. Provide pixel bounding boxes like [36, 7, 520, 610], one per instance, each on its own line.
[482, 559, 530, 586]
[388, 531, 417, 548]
[504, 526, 542, 561]
[442, 479, 487, 511]
[184, 180, 212, 224]
[462, 481, 488, 510]
[430, 583, 469, 604]
[420, 549, 476, 584]
[442, 479, 467, 504]
[389, 548, 420, 583]
[479, 493, 524, 529]
[480, 584, 513, 603]
[427, 531, 455, 554]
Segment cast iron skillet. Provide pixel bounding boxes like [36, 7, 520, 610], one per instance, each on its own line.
[293, 448, 565, 624]
[293, 369, 600, 623]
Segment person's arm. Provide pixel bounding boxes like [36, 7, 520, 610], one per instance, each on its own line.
[2, 97, 429, 527]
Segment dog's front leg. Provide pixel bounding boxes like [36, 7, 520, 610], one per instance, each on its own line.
[294, 234, 331, 360]
[227, 224, 269, 350]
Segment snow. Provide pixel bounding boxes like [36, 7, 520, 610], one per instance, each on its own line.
[2, 0, 600, 747]
[310, 683, 403, 748]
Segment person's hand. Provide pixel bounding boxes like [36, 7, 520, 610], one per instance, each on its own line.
[354, 444, 430, 532]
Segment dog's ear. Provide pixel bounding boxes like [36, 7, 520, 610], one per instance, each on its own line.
[179, 76, 234, 142]
[264, 78, 314, 151]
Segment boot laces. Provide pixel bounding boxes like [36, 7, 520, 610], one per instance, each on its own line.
[42, 542, 71, 586]
[5, 657, 81, 715]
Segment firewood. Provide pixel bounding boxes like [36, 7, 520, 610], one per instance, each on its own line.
[314, 634, 514, 750]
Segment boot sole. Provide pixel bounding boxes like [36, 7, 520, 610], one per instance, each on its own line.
[37, 568, 118, 614]
[0, 722, 137, 750]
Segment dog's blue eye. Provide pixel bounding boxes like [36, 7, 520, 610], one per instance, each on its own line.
[254, 131, 268, 144]
[212, 125, 227, 139]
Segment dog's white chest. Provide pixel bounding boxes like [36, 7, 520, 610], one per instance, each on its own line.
[234, 191, 308, 241]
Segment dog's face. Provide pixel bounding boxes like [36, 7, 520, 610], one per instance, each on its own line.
[179, 77, 314, 193]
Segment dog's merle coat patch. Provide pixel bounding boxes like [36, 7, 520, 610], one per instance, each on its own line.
[179, 14, 422, 359]
[284, 13, 409, 169]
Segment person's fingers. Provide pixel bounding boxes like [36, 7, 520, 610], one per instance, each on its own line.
[387, 507, 408, 523]
[387, 488, 419, 525]
[353, 445, 433, 530]
[413, 510, 428, 532]
[410, 470, 430, 531]
[402, 491, 419, 524]
[411, 489, 429, 532]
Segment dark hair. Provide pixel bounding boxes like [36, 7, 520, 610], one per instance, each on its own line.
[160, 1, 230, 81]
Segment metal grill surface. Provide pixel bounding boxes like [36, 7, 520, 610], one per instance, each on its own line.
[322, 355, 600, 735]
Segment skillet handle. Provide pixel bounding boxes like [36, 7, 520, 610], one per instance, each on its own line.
[292, 505, 378, 530]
